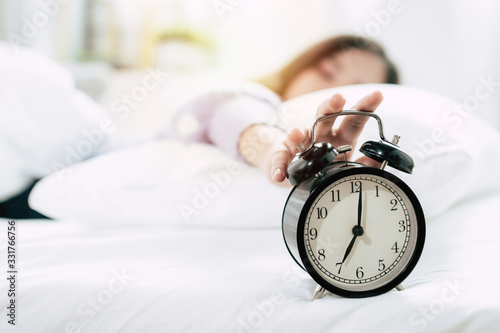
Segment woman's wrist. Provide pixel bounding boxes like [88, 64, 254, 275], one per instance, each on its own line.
[238, 124, 287, 170]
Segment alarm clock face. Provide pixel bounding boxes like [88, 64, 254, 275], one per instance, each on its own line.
[297, 168, 425, 297]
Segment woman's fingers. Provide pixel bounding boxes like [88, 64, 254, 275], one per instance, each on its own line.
[270, 128, 310, 183]
[351, 90, 384, 110]
[270, 146, 291, 182]
[315, 93, 346, 140]
[285, 127, 310, 154]
[336, 90, 384, 144]
[287, 128, 306, 147]
[271, 91, 384, 184]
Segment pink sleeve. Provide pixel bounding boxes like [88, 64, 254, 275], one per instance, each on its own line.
[207, 96, 279, 158]
[168, 83, 283, 159]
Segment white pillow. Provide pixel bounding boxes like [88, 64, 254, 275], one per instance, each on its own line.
[29, 139, 291, 227]
[0, 43, 109, 201]
[29, 84, 500, 227]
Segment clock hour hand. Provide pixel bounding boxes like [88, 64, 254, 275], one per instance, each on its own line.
[341, 227, 365, 264]
[341, 234, 357, 264]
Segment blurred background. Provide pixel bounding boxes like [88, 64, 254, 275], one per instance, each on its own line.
[1, 0, 500, 130]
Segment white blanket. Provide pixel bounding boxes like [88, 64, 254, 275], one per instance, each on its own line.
[0, 42, 108, 201]
[2, 191, 500, 332]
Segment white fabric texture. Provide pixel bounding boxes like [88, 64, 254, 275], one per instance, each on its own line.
[3, 192, 500, 332]
[0, 42, 108, 201]
[30, 139, 290, 227]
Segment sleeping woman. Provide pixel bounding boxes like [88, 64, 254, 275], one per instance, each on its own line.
[0, 35, 398, 219]
[169, 35, 399, 186]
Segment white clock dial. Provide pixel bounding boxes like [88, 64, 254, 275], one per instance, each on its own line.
[304, 174, 419, 291]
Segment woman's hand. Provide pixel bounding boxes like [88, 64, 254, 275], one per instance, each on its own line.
[270, 90, 384, 184]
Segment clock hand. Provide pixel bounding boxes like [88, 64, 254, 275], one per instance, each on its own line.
[340, 185, 364, 264]
[341, 225, 365, 264]
[341, 234, 357, 264]
[339, 184, 366, 266]
[357, 184, 362, 227]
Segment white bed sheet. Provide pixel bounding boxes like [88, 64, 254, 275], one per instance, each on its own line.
[2, 190, 500, 333]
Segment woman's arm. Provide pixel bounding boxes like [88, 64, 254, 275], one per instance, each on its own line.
[238, 91, 384, 186]
[238, 124, 290, 187]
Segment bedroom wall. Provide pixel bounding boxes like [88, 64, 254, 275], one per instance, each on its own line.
[352, 0, 500, 129]
[1, 0, 499, 128]
[211, 0, 500, 128]
[0, 0, 5, 40]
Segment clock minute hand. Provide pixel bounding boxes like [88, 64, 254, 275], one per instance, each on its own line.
[357, 184, 362, 227]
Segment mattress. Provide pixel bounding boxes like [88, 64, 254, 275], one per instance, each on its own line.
[1, 190, 500, 332]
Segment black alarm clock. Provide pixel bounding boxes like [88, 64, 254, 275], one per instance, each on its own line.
[282, 110, 425, 300]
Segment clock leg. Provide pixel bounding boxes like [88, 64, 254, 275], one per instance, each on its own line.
[395, 284, 404, 291]
[311, 284, 326, 301]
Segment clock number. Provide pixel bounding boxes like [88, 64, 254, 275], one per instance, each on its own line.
[356, 267, 364, 279]
[375, 185, 380, 197]
[390, 199, 398, 211]
[391, 242, 399, 253]
[378, 259, 386, 272]
[336, 262, 342, 274]
[331, 190, 341, 202]
[309, 228, 318, 240]
[350, 181, 362, 193]
[318, 249, 326, 261]
[398, 220, 406, 232]
[316, 207, 328, 219]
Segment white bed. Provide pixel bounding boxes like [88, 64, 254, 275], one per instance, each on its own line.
[2, 84, 500, 332]
[2, 195, 500, 332]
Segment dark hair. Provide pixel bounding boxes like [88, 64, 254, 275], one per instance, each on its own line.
[260, 35, 399, 96]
